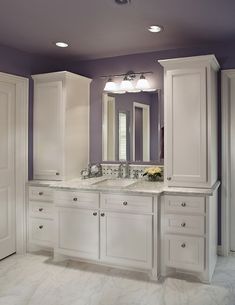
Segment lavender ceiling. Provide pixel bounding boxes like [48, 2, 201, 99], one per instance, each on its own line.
[1, 0, 235, 60]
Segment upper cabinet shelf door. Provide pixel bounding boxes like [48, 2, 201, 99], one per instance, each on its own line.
[166, 68, 207, 186]
[33, 81, 64, 180]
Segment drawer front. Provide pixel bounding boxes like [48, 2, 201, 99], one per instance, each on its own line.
[54, 191, 99, 209]
[29, 186, 53, 202]
[29, 202, 54, 219]
[165, 234, 204, 272]
[164, 195, 205, 214]
[101, 193, 153, 213]
[165, 214, 205, 236]
[29, 218, 54, 247]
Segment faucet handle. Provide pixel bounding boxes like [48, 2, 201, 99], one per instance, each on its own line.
[132, 169, 139, 179]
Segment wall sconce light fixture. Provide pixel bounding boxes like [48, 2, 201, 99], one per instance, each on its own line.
[102, 71, 156, 93]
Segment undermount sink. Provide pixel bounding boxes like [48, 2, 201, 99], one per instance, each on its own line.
[93, 178, 137, 188]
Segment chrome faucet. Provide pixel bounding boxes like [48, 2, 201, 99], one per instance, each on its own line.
[118, 161, 130, 178]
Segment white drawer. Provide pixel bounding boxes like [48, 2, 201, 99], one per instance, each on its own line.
[29, 186, 53, 202]
[29, 218, 54, 247]
[54, 190, 99, 209]
[165, 234, 204, 272]
[164, 195, 205, 214]
[101, 193, 153, 213]
[29, 201, 54, 219]
[165, 214, 205, 236]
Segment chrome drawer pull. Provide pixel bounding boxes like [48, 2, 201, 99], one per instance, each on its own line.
[93, 212, 97, 216]
[181, 202, 186, 207]
[73, 197, 78, 202]
[181, 222, 186, 227]
[101, 212, 105, 217]
[39, 225, 43, 229]
[38, 192, 43, 196]
[123, 201, 128, 206]
[56, 172, 60, 176]
[181, 243, 186, 248]
[167, 177, 171, 181]
[39, 208, 43, 212]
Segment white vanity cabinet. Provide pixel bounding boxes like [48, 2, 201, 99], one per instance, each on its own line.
[159, 55, 220, 188]
[52, 190, 157, 276]
[100, 194, 153, 269]
[54, 191, 99, 260]
[161, 192, 218, 283]
[32, 71, 91, 181]
[27, 186, 54, 249]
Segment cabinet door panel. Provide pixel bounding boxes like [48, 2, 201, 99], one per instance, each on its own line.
[57, 208, 99, 260]
[166, 68, 207, 186]
[100, 212, 152, 269]
[34, 81, 63, 180]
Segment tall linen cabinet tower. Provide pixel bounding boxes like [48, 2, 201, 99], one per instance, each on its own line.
[32, 71, 91, 181]
[159, 55, 220, 283]
[159, 55, 219, 188]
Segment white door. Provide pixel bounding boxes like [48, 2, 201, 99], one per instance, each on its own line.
[33, 81, 63, 180]
[100, 211, 152, 269]
[0, 81, 16, 260]
[57, 208, 99, 260]
[229, 77, 235, 251]
[166, 68, 207, 187]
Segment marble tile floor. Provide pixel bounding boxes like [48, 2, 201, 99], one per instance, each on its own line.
[0, 252, 234, 305]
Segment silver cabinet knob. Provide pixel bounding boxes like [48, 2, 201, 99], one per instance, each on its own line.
[101, 212, 105, 217]
[181, 202, 186, 207]
[39, 208, 43, 212]
[73, 197, 78, 202]
[56, 172, 60, 176]
[167, 177, 171, 181]
[181, 222, 186, 227]
[181, 243, 186, 248]
[39, 225, 43, 229]
[93, 212, 97, 216]
[38, 192, 43, 196]
[123, 201, 128, 206]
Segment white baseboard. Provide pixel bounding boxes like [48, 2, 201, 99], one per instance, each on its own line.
[217, 245, 222, 256]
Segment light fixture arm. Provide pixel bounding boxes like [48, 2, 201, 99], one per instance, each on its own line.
[100, 71, 153, 79]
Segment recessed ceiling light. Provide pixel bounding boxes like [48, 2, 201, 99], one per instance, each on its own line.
[115, 0, 131, 4]
[55, 42, 69, 48]
[148, 25, 163, 33]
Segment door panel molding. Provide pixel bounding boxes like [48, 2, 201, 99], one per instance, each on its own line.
[221, 69, 235, 256]
[0, 72, 28, 255]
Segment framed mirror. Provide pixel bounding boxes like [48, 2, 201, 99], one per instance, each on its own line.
[102, 90, 163, 163]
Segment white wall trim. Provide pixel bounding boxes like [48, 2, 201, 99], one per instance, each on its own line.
[221, 70, 235, 256]
[0, 72, 29, 255]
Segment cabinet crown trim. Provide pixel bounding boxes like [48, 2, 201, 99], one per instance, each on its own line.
[32, 71, 92, 83]
[158, 54, 220, 71]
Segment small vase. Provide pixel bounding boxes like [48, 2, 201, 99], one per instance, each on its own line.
[148, 175, 161, 182]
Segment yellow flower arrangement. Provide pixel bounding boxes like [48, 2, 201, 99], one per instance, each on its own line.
[143, 166, 162, 181]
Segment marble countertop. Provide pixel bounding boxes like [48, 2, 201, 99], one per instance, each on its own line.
[28, 177, 220, 196]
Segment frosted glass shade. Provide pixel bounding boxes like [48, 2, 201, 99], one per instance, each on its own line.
[120, 77, 133, 91]
[136, 75, 150, 90]
[104, 79, 117, 92]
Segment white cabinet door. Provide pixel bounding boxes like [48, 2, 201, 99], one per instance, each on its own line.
[166, 68, 207, 187]
[56, 208, 99, 260]
[34, 81, 64, 180]
[100, 211, 152, 269]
